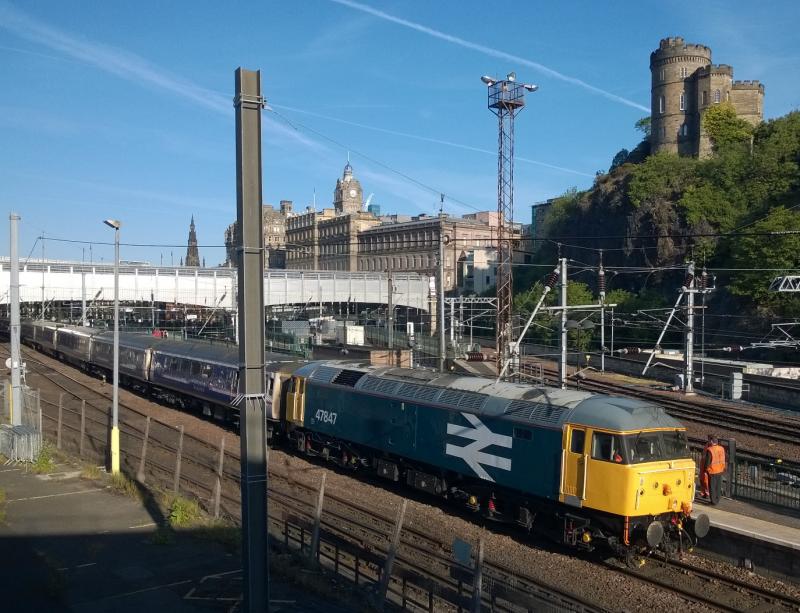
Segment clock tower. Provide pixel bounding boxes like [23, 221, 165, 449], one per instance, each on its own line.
[333, 160, 363, 214]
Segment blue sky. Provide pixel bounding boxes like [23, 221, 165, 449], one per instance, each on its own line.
[1, 1, 798, 265]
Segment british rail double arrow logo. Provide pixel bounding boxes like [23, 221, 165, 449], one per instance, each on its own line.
[445, 412, 512, 481]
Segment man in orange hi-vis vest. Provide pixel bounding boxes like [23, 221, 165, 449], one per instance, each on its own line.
[700, 435, 726, 505]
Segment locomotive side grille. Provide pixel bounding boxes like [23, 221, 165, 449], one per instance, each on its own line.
[456, 392, 486, 411]
[411, 385, 441, 402]
[395, 383, 421, 399]
[439, 389, 486, 411]
[331, 369, 366, 388]
[360, 376, 401, 396]
[505, 399, 565, 426]
[310, 365, 341, 383]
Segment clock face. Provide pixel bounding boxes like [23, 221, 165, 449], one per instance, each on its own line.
[349, 189, 357, 198]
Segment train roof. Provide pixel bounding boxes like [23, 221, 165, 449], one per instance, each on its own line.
[56, 325, 101, 337]
[569, 396, 683, 431]
[297, 361, 684, 432]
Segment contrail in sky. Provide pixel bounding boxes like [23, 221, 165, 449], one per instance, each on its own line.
[329, 0, 650, 113]
[0, 2, 321, 149]
[272, 103, 594, 177]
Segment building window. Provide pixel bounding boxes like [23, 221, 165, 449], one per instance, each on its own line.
[714, 89, 721, 104]
[680, 67, 688, 78]
[659, 69, 665, 81]
[702, 91, 708, 105]
[661, 126, 666, 138]
[658, 95, 665, 114]
[679, 92, 685, 111]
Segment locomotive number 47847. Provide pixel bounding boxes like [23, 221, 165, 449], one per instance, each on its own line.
[314, 409, 338, 425]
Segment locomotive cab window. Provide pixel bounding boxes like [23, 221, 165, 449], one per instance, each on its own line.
[592, 432, 626, 464]
[570, 429, 585, 454]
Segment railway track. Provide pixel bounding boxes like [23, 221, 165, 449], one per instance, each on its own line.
[539, 365, 800, 448]
[9, 343, 800, 611]
[607, 556, 800, 612]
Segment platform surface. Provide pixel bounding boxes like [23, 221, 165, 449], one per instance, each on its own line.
[0, 463, 355, 613]
[692, 496, 800, 551]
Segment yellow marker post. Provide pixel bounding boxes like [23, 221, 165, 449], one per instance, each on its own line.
[110, 426, 120, 474]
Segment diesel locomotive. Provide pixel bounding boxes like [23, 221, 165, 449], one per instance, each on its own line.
[16, 320, 708, 556]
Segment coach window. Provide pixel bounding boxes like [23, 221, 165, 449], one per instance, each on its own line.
[570, 429, 585, 454]
[592, 432, 626, 463]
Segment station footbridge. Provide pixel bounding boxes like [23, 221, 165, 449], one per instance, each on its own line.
[0, 259, 433, 313]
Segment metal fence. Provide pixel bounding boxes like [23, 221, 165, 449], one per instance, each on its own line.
[25, 375, 594, 612]
[0, 383, 43, 462]
[690, 439, 800, 511]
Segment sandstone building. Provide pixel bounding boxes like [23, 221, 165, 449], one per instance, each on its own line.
[224, 160, 503, 293]
[224, 200, 291, 268]
[357, 214, 499, 292]
[650, 37, 764, 157]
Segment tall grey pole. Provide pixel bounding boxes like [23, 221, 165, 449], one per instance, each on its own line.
[559, 257, 567, 389]
[684, 262, 695, 394]
[81, 272, 88, 326]
[102, 219, 122, 475]
[9, 213, 22, 426]
[610, 307, 615, 356]
[600, 306, 605, 373]
[40, 236, 45, 320]
[438, 212, 446, 373]
[387, 270, 394, 351]
[234, 67, 268, 613]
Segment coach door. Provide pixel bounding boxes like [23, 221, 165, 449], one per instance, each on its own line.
[560, 426, 587, 507]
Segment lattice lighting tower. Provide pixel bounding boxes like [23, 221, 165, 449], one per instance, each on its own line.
[482, 73, 537, 375]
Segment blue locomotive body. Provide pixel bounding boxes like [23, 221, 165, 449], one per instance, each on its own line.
[294, 363, 581, 501]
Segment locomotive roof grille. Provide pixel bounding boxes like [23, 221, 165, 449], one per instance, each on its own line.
[331, 369, 366, 388]
[504, 399, 565, 427]
[310, 365, 342, 384]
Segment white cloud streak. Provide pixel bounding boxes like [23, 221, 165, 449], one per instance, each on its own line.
[329, 0, 650, 113]
[0, 2, 324, 150]
[272, 103, 594, 177]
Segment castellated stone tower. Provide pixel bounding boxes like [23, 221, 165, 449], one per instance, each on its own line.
[650, 37, 764, 157]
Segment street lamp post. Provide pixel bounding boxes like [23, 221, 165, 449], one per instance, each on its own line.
[104, 219, 121, 475]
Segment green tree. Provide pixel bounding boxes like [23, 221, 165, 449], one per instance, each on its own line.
[679, 183, 739, 231]
[728, 207, 800, 316]
[635, 116, 651, 138]
[628, 151, 698, 207]
[514, 280, 596, 348]
[743, 111, 800, 212]
[702, 102, 754, 151]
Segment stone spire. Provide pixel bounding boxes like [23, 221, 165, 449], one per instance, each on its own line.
[185, 215, 200, 267]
